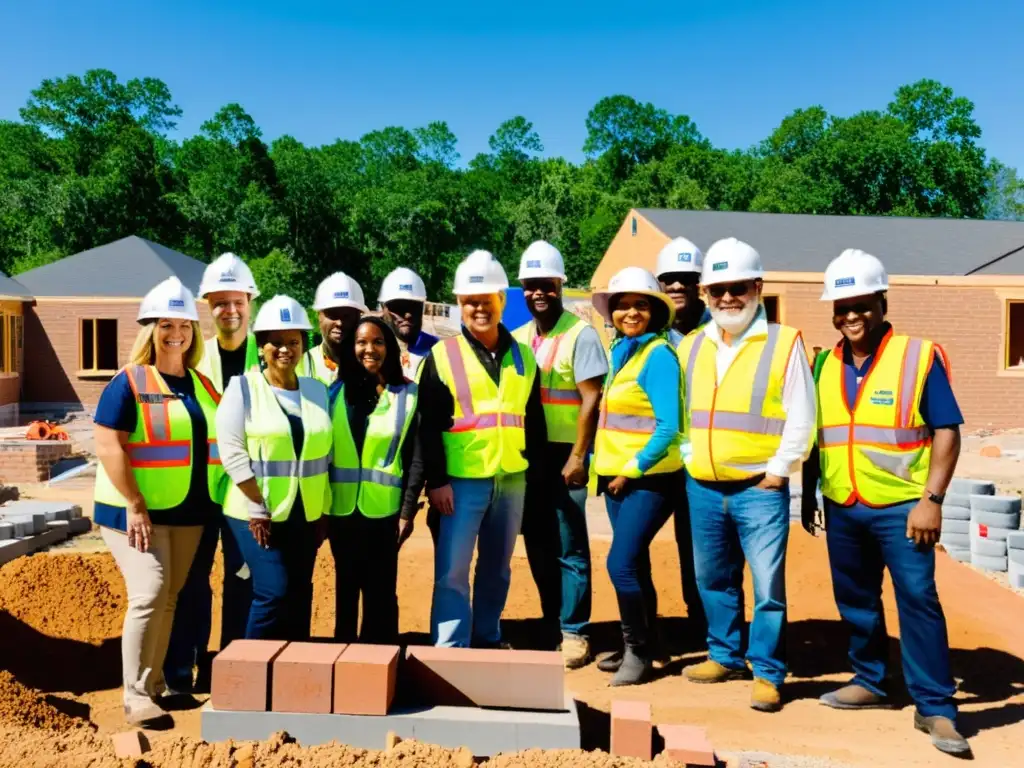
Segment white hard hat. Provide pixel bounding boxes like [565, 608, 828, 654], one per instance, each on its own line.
[252, 295, 313, 332]
[655, 237, 704, 279]
[198, 252, 260, 299]
[453, 250, 509, 296]
[314, 272, 368, 312]
[701, 237, 764, 286]
[518, 240, 566, 281]
[591, 266, 676, 327]
[821, 249, 889, 301]
[138, 277, 199, 323]
[378, 267, 427, 304]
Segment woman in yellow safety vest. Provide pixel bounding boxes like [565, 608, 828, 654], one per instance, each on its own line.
[93, 277, 227, 726]
[590, 267, 683, 687]
[327, 316, 423, 645]
[215, 295, 333, 642]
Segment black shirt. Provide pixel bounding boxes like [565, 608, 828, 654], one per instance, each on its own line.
[219, 341, 250, 386]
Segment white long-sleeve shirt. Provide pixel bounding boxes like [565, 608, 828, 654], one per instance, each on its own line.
[681, 306, 816, 479]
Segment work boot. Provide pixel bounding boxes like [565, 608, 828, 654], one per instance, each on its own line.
[560, 633, 592, 670]
[683, 659, 748, 684]
[124, 698, 165, 726]
[914, 712, 971, 756]
[597, 650, 623, 673]
[820, 684, 890, 710]
[610, 647, 652, 687]
[750, 678, 782, 712]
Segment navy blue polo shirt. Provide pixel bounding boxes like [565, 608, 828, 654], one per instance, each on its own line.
[94, 370, 218, 530]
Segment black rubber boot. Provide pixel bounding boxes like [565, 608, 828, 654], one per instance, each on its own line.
[610, 647, 652, 687]
[597, 650, 623, 672]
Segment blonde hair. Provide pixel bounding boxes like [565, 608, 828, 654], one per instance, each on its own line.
[129, 321, 205, 369]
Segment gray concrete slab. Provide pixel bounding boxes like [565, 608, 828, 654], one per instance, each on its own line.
[0, 538, 31, 566]
[1007, 531, 1024, 551]
[1009, 560, 1024, 589]
[949, 479, 995, 496]
[970, 495, 1022, 515]
[2, 500, 79, 520]
[941, 505, 971, 521]
[970, 536, 1007, 557]
[944, 547, 971, 563]
[971, 554, 1007, 572]
[970, 521, 1014, 541]
[942, 519, 969, 534]
[1008, 549, 1024, 566]
[971, 510, 1021, 530]
[201, 696, 580, 755]
[0, 522, 11, 540]
[940, 533, 969, 549]
[1, 512, 46, 534]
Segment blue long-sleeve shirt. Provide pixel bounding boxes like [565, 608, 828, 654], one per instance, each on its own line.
[608, 333, 681, 474]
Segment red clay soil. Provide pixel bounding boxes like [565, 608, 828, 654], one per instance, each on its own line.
[0, 529, 1022, 768]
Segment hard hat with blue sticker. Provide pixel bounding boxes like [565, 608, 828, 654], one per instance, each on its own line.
[399, 283, 413, 292]
[169, 298, 185, 308]
[280, 307, 291, 322]
[834, 276, 856, 287]
[677, 252, 692, 263]
[526, 259, 541, 268]
[712, 261, 728, 272]
[469, 275, 484, 283]
[219, 271, 237, 281]
[333, 291, 349, 299]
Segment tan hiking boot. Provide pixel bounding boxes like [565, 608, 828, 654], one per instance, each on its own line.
[820, 684, 889, 710]
[750, 678, 782, 712]
[560, 634, 592, 670]
[683, 659, 747, 684]
[914, 712, 971, 756]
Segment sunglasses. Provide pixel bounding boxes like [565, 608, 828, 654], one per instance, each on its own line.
[660, 273, 700, 288]
[833, 302, 874, 317]
[706, 282, 751, 299]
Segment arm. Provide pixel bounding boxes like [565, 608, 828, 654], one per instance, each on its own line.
[418, 352, 454, 514]
[764, 338, 816, 486]
[399, 410, 425, 520]
[524, 371, 548, 482]
[564, 327, 608, 486]
[630, 344, 682, 477]
[215, 377, 269, 518]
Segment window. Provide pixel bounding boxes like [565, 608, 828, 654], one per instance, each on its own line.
[1007, 301, 1024, 369]
[80, 318, 118, 373]
[0, 312, 6, 373]
[763, 295, 780, 323]
[631, 217, 637, 236]
[12, 316, 23, 374]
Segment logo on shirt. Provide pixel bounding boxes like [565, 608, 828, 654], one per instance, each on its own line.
[869, 388, 894, 406]
[469, 275, 484, 283]
[834, 276, 856, 287]
[280, 307, 292, 323]
[399, 283, 413, 291]
[712, 261, 728, 271]
[677, 252, 692, 263]
[168, 298, 185, 308]
[527, 259, 542, 268]
[333, 291, 349, 299]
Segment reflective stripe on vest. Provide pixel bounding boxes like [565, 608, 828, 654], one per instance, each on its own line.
[197, 333, 261, 393]
[222, 371, 333, 522]
[512, 311, 586, 444]
[594, 336, 682, 476]
[296, 345, 337, 385]
[329, 382, 417, 517]
[94, 365, 227, 509]
[431, 334, 537, 479]
[817, 333, 935, 507]
[680, 323, 800, 482]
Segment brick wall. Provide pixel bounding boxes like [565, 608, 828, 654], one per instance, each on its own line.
[0, 441, 74, 484]
[0, 375, 18, 408]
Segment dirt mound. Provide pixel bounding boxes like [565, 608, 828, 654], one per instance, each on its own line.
[0, 671, 90, 732]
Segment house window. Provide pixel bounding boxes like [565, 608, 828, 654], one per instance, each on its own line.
[0, 312, 6, 373]
[12, 316, 23, 374]
[631, 217, 637, 236]
[80, 318, 119, 373]
[763, 295, 780, 323]
[1007, 301, 1024, 369]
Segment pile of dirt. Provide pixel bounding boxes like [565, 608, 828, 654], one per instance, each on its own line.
[0, 671, 89, 732]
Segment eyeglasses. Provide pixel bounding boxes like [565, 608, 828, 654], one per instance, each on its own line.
[706, 282, 751, 299]
[660, 273, 700, 288]
[833, 302, 873, 316]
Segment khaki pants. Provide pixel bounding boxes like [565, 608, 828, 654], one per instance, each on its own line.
[102, 524, 203, 707]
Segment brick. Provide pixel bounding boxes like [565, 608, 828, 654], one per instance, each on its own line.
[404, 646, 565, 711]
[111, 730, 150, 758]
[980, 445, 1002, 457]
[272, 642, 346, 714]
[658, 724, 715, 766]
[1008, 531, 1024, 551]
[970, 495, 1022, 515]
[211, 639, 289, 712]
[333, 643, 399, 715]
[610, 700, 652, 760]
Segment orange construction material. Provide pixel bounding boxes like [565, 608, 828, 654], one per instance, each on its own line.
[24, 422, 52, 440]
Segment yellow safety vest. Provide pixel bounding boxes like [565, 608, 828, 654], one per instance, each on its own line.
[512, 311, 587, 444]
[197, 333, 261, 393]
[222, 372, 333, 522]
[296, 344, 338, 385]
[430, 334, 537, 479]
[95, 365, 227, 508]
[680, 323, 802, 482]
[594, 336, 682, 477]
[817, 333, 936, 507]
[329, 382, 417, 517]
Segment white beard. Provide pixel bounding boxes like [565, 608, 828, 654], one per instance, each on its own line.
[710, 301, 759, 336]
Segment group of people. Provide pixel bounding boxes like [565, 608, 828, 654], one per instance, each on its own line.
[94, 234, 969, 757]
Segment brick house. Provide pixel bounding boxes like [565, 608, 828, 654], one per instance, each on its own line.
[0, 270, 30, 426]
[14, 236, 214, 414]
[594, 208, 1024, 430]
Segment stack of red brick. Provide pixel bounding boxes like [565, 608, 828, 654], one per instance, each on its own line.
[611, 700, 716, 767]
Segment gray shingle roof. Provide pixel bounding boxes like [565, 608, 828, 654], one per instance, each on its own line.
[0, 270, 32, 300]
[14, 236, 208, 298]
[637, 209, 1024, 276]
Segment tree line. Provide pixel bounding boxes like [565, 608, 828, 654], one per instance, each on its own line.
[1, 69, 1022, 305]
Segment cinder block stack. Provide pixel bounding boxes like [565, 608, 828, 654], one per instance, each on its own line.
[1007, 531, 1024, 588]
[942, 479, 994, 562]
[969, 494, 1021, 573]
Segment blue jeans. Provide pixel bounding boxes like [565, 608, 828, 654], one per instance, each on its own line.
[431, 472, 526, 647]
[605, 485, 671, 652]
[164, 514, 252, 689]
[669, 470, 707, 637]
[687, 476, 790, 686]
[224, 509, 318, 642]
[825, 499, 957, 720]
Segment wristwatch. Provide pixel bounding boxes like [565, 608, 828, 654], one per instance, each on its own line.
[926, 490, 945, 505]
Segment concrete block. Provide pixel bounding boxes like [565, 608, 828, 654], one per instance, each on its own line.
[3, 513, 45, 535]
[971, 553, 1007, 572]
[272, 642, 346, 714]
[940, 532, 969, 549]
[1007, 531, 1024, 551]
[611, 700, 652, 760]
[1009, 560, 1024, 589]
[970, 521, 1014, 542]
[941, 505, 970, 521]
[942, 518, 969, 534]
[657, 724, 716, 767]
[972, 509, 1021, 530]
[404, 646, 565, 711]
[111, 730, 150, 758]
[200, 695, 581, 755]
[0, 538, 31, 566]
[944, 547, 971, 563]
[970, 495, 1022, 515]
[0, 522, 12, 540]
[944, 493, 972, 509]
[334, 643, 399, 715]
[1007, 548, 1024, 566]
[971, 536, 1007, 557]
[8, 519, 31, 538]
[211, 639, 289, 712]
[949, 479, 995, 496]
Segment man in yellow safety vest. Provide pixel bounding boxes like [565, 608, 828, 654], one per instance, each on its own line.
[512, 240, 608, 669]
[299, 271, 368, 384]
[801, 249, 969, 757]
[678, 238, 815, 713]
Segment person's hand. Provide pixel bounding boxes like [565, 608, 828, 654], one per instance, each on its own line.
[801, 498, 823, 536]
[427, 485, 454, 516]
[757, 474, 787, 491]
[562, 453, 588, 488]
[607, 475, 629, 496]
[397, 517, 415, 549]
[907, 497, 942, 548]
[126, 499, 152, 552]
[249, 518, 272, 549]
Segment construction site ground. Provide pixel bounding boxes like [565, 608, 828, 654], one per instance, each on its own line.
[1, 428, 1022, 767]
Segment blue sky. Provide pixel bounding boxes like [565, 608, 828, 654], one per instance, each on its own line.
[2, 1, 1021, 171]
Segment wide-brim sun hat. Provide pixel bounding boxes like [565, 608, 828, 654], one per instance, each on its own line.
[591, 266, 676, 330]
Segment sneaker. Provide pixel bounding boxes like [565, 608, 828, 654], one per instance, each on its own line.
[609, 648, 652, 687]
[913, 712, 971, 756]
[683, 659, 748, 684]
[750, 677, 782, 712]
[560, 634, 592, 670]
[819, 684, 890, 710]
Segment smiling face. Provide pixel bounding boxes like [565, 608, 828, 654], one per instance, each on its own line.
[154, 318, 193, 363]
[384, 299, 423, 344]
[833, 293, 885, 347]
[522, 278, 562, 319]
[611, 293, 652, 338]
[354, 321, 387, 376]
[260, 330, 304, 374]
[659, 272, 700, 315]
[319, 307, 362, 346]
[208, 290, 249, 336]
[460, 294, 498, 336]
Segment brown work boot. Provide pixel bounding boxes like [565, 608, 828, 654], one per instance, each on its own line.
[683, 659, 748, 684]
[750, 678, 782, 712]
[914, 712, 971, 756]
[560, 633, 592, 670]
[819, 684, 890, 710]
